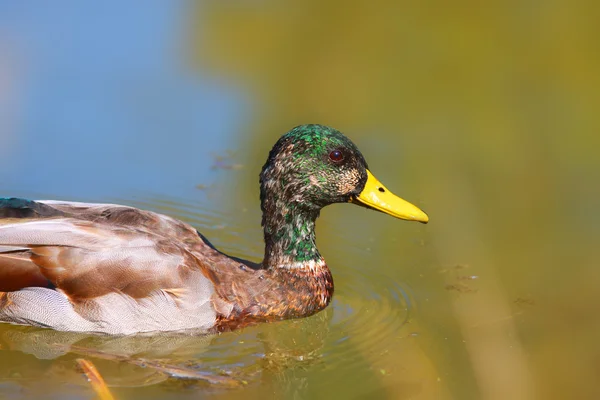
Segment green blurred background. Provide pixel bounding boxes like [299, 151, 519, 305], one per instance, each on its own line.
[194, 2, 600, 399]
[1, 1, 599, 399]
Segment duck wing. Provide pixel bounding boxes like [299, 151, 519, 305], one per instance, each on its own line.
[0, 199, 217, 334]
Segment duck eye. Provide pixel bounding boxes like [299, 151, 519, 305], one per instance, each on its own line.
[329, 150, 344, 162]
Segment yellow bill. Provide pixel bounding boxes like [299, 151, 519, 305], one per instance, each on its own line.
[352, 170, 429, 223]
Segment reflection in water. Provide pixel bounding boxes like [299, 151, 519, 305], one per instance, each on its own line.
[0, 310, 331, 396]
[0, 326, 264, 391]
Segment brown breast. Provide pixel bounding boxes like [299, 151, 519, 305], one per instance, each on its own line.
[202, 261, 334, 332]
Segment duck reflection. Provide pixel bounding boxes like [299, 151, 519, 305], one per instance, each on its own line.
[0, 310, 331, 396]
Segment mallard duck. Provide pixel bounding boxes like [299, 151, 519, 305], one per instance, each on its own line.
[0, 125, 428, 335]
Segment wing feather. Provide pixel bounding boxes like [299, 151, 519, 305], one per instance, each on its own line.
[0, 199, 218, 333]
[0, 203, 204, 299]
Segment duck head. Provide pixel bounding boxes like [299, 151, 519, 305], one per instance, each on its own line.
[260, 124, 428, 222]
[259, 124, 427, 269]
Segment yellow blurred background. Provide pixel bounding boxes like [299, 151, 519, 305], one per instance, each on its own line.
[192, 2, 600, 399]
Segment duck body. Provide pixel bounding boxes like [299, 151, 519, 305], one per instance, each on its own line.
[0, 200, 333, 334]
[0, 125, 427, 335]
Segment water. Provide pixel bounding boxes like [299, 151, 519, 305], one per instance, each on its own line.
[1, 1, 599, 399]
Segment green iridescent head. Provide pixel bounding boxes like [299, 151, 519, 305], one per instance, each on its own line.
[260, 124, 370, 211]
[259, 124, 428, 269]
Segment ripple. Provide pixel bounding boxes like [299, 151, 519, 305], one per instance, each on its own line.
[323, 269, 416, 371]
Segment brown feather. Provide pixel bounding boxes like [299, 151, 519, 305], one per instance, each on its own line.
[0, 252, 50, 290]
[0, 200, 334, 334]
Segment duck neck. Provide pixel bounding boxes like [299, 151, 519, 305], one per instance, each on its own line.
[261, 200, 325, 270]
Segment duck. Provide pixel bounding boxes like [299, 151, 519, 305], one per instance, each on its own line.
[0, 124, 428, 335]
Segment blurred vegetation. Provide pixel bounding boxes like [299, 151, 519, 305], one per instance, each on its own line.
[191, 1, 600, 399]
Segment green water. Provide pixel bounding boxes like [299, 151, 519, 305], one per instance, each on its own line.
[1, 1, 600, 399]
